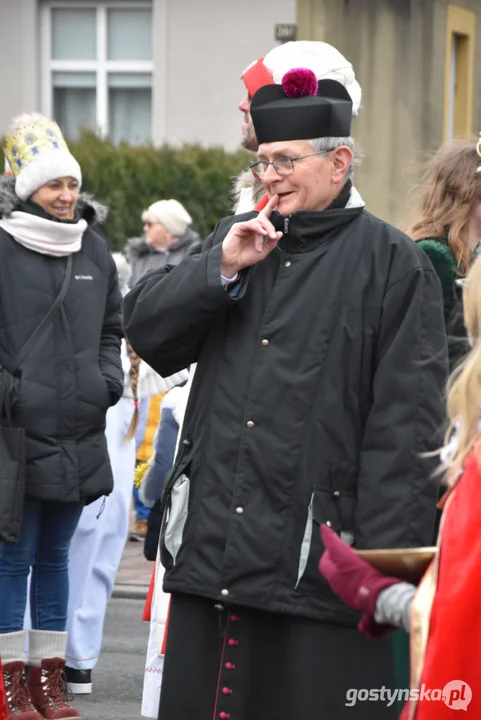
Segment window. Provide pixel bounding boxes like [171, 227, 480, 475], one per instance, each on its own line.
[443, 5, 475, 141]
[42, 3, 153, 145]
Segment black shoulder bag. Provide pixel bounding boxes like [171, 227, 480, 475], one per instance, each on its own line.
[0, 255, 73, 543]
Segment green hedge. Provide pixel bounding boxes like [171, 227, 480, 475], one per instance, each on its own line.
[1, 132, 253, 250]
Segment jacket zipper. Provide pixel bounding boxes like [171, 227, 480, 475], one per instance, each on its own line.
[284, 217, 290, 234]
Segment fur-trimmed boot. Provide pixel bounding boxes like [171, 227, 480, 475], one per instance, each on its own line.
[0, 631, 42, 720]
[26, 632, 79, 720]
[2, 663, 42, 720]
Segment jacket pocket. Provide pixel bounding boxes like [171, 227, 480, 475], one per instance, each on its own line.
[163, 473, 190, 565]
[159, 447, 193, 569]
[295, 492, 314, 588]
[293, 465, 358, 596]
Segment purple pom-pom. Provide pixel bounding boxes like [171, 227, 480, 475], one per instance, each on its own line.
[282, 68, 318, 99]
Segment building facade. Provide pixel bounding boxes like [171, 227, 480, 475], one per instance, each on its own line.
[297, 0, 481, 225]
[2, 0, 480, 227]
[0, 0, 296, 149]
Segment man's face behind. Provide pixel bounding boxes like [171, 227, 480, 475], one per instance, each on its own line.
[238, 94, 258, 152]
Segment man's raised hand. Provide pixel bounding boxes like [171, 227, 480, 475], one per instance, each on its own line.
[221, 195, 283, 277]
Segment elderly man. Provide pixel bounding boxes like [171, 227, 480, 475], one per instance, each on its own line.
[124, 71, 448, 720]
[235, 40, 361, 213]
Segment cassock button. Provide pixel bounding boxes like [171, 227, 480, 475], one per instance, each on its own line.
[333, 491, 341, 498]
[284, 260, 292, 267]
[221, 589, 229, 597]
[326, 521, 332, 527]
[261, 339, 269, 346]
[236, 507, 244, 515]
[246, 420, 255, 428]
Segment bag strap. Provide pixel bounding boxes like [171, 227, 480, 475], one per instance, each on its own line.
[12, 255, 73, 373]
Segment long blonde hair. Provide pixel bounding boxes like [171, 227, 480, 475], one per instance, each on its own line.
[406, 139, 481, 274]
[442, 255, 481, 482]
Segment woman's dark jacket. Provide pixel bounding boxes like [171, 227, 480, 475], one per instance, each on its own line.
[0, 177, 123, 503]
[417, 238, 468, 371]
[124, 203, 448, 626]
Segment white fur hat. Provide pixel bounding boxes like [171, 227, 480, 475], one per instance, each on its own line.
[242, 41, 362, 116]
[4, 113, 82, 201]
[143, 199, 192, 237]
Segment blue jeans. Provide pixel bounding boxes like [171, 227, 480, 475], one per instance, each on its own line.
[133, 485, 150, 521]
[0, 499, 84, 633]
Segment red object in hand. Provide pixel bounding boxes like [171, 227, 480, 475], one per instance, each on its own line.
[319, 525, 401, 617]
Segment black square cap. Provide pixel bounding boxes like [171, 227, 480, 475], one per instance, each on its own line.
[251, 77, 353, 145]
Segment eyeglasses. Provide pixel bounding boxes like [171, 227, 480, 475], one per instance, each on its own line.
[249, 151, 332, 180]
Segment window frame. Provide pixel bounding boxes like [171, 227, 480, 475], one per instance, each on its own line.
[443, 4, 475, 141]
[41, 1, 154, 140]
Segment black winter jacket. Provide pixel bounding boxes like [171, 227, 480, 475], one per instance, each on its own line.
[124, 204, 448, 625]
[0, 178, 123, 503]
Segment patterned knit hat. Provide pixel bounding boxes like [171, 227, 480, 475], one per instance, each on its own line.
[3, 113, 81, 201]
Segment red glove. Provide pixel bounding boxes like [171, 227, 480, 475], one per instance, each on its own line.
[319, 525, 401, 634]
[358, 613, 393, 640]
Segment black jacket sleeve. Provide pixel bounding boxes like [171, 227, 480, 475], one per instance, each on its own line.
[354, 264, 448, 549]
[123, 230, 250, 376]
[99, 254, 124, 405]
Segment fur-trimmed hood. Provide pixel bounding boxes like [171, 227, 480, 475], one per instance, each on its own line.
[231, 169, 264, 213]
[124, 228, 200, 262]
[0, 174, 108, 226]
[111, 251, 132, 295]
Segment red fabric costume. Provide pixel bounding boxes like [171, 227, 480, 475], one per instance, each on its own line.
[402, 452, 481, 718]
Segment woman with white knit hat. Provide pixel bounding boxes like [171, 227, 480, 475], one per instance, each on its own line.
[0, 113, 123, 720]
[124, 199, 201, 539]
[126, 198, 201, 288]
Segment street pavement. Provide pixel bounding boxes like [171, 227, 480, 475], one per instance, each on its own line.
[75, 539, 153, 719]
[113, 537, 153, 596]
[74, 595, 150, 720]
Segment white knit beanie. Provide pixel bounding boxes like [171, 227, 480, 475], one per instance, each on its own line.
[242, 41, 362, 116]
[144, 199, 192, 237]
[4, 113, 82, 201]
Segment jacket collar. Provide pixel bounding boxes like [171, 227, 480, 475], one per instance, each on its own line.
[269, 183, 365, 254]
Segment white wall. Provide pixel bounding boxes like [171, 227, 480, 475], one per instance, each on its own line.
[0, 0, 296, 149]
[0, 0, 40, 135]
[153, 0, 297, 149]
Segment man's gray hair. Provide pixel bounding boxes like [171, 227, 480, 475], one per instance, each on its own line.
[307, 137, 359, 178]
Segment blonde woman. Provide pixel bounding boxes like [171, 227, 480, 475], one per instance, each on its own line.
[319, 252, 481, 719]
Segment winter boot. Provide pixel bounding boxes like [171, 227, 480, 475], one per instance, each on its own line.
[27, 659, 80, 720]
[2, 662, 43, 720]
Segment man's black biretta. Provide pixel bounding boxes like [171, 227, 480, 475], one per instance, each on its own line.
[251, 74, 353, 145]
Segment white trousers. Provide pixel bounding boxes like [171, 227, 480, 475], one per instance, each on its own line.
[65, 397, 136, 670]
